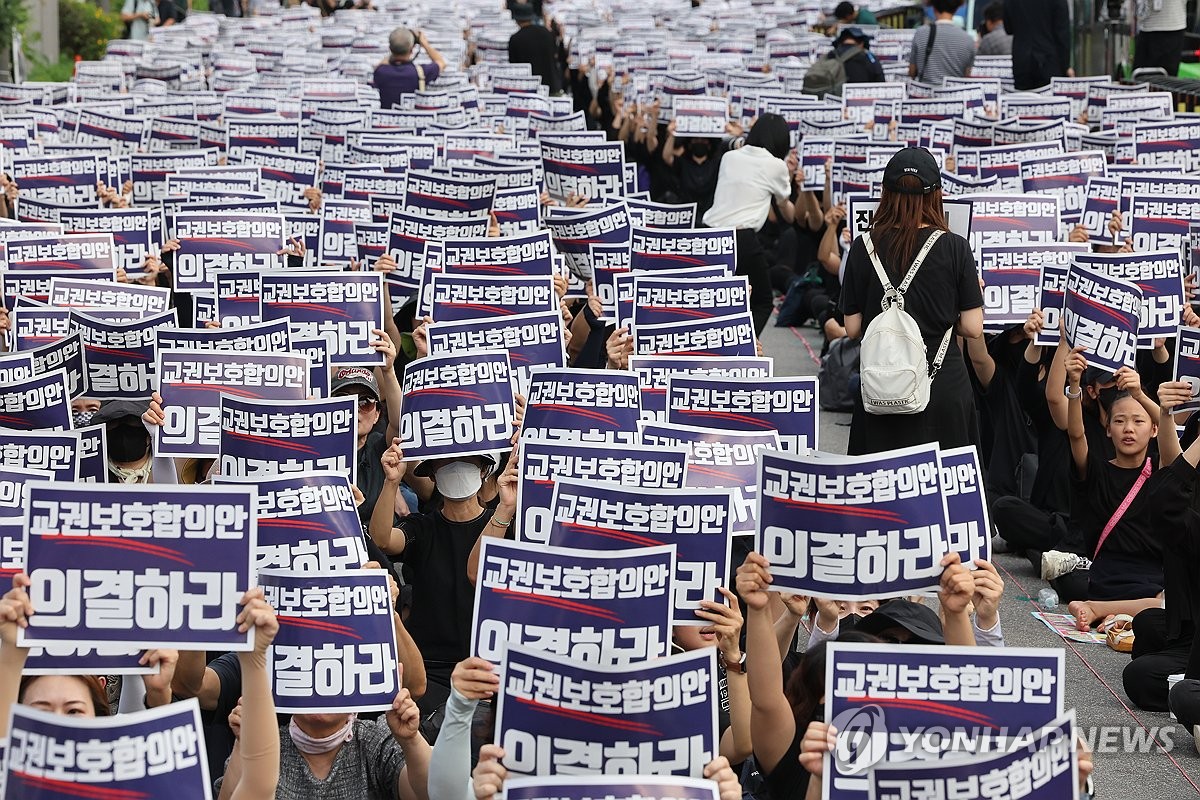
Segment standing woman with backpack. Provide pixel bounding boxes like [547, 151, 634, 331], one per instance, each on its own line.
[839, 147, 984, 455]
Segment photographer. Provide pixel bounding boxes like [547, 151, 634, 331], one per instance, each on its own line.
[373, 28, 449, 109]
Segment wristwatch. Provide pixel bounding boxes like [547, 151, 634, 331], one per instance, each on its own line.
[722, 651, 747, 674]
[1064, 385, 1083, 399]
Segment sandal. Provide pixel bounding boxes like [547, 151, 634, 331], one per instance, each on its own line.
[1106, 614, 1136, 653]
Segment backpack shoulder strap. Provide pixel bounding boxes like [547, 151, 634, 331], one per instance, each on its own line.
[896, 229, 944, 294]
[920, 23, 938, 80]
[861, 232, 899, 308]
[837, 45, 864, 64]
[415, 61, 426, 91]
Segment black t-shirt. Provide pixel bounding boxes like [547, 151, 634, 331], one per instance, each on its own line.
[397, 509, 495, 664]
[356, 431, 388, 525]
[759, 717, 811, 800]
[673, 153, 723, 219]
[200, 652, 242, 783]
[508, 25, 562, 94]
[841, 228, 983, 348]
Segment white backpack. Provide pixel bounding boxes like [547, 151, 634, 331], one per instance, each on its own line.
[859, 230, 952, 415]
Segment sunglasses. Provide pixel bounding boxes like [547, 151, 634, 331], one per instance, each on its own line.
[357, 397, 379, 410]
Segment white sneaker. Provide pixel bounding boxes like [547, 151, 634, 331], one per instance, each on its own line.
[1041, 551, 1090, 581]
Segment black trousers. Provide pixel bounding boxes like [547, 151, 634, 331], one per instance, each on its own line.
[1123, 608, 1192, 712]
[1135, 28, 1185, 76]
[991, 496, 1070, 552]
[736, 228, 774, 336]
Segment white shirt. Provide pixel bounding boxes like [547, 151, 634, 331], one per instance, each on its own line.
[702, 145, 791, 231]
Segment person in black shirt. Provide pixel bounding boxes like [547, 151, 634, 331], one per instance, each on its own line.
[830, 27, 886, 84]
[369, 440, 518, 724]
[507, 4, 562, 94]
[1062, 349, 1169, 619]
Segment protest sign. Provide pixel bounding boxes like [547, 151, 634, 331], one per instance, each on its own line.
[868, 711, 1077, 800]
[242, 147, 320, 206]
[1081, 176, 1120, 246]
[1134, 119, 1200, 172]
[631, 275, 751, 327]
[978, 244, 1086, 334]
[1018, 150, 1106, 225]
[259, 569, 399, 713]
[548, 478, 732, 625]
[74, 308, 177, 400]
[429, 274, 558, 323]
[823, 642, 1064, 800]
[404, 170, 497, 219]
[666, 375, 818, 452]
[625, 198, 697, 229]
[756, 445, 950, 600]
[154, 350, 310, 458]
[1176, 327, 1200, 413]
[516, 439, 689, 546]
[319, 199, 371, 266]
[219, 394, 358, 482]
[672, 96, 729, 137]
[172, 212, 285, 291]
[0, 370, 71, 430]
[0, 465, 51, 584]
[633, 311, 758, 358]
[1063, 263, 1143, 371]
[3, 233, 117, 304]
[0, 429, 79, 481]
[259, 271, 385, 366]
[3, 700, 211, 800]
[386, 210, 492, 297]
[11, 154, 101, 206]
[966, 194, 1061, 253]
[20, 483, 256, 650]
[1128, 195, 1200, 253]
[59, 208, 157, 273]
[496, 643, 717, 777]
[545, 203, 632, 281]
[215, 472, 367, 573]
[399, 350, 515, 461]
[214, 270, 261, 327]
[845, 197, 972, 242]
[21, 642, 149, 677]
[442, 231, 556, 277]
[226, 115, 302, 162]
[630, 355, 773, 423]
[502, 777, 720, 800]
[427, 311, 566, 396]
[472, 538, 675, 666]
[522, 367, 641, 445]
[155, 319, 292, 355]
[48, 276, 170, 317]
[1024, 244, 1093, 347]
[939, 446, 992, 568]
[1075, 250, 1183, 345]
[630, 226, 737, 274]
[639, 421, 779, 537]
[540, 137, 626, 202]
[616, 267, 730, 332]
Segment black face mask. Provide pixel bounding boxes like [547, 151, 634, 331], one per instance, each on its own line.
[108, 424, 150, 463]
[838, 613, 868, 638]
[688, 140, 712, 158]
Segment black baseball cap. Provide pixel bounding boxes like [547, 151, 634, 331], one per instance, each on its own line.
[854, 599, 945, 644]
[882, 147, 942, 195]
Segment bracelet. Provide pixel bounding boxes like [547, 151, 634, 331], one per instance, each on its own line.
[1064, 385, 1083, 400]
[491, 516, 512, 527]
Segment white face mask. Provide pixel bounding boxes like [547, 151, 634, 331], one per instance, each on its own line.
[435, 461, 483, 500]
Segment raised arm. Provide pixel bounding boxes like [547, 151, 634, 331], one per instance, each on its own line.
[1064, 346, 1089, 477]
[468, 452, 517, 585]
[1156, 381, 1192, 468]
[370, 438, 410, 555]
[230, 589, 281, 800]
[1046, 337, 1070, 430]
[0, 573, 32, 738]
[735, 552, 796, 777]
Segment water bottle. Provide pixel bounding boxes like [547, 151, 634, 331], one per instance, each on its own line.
[1037, 588, 1059, 610]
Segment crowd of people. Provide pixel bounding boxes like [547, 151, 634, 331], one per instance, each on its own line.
[7, 0, 1200, 796]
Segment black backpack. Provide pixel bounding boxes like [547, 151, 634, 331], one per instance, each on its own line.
[818, 336, 861, 412]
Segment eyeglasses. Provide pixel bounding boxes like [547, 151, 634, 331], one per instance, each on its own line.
[357, 397, 379, 410]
